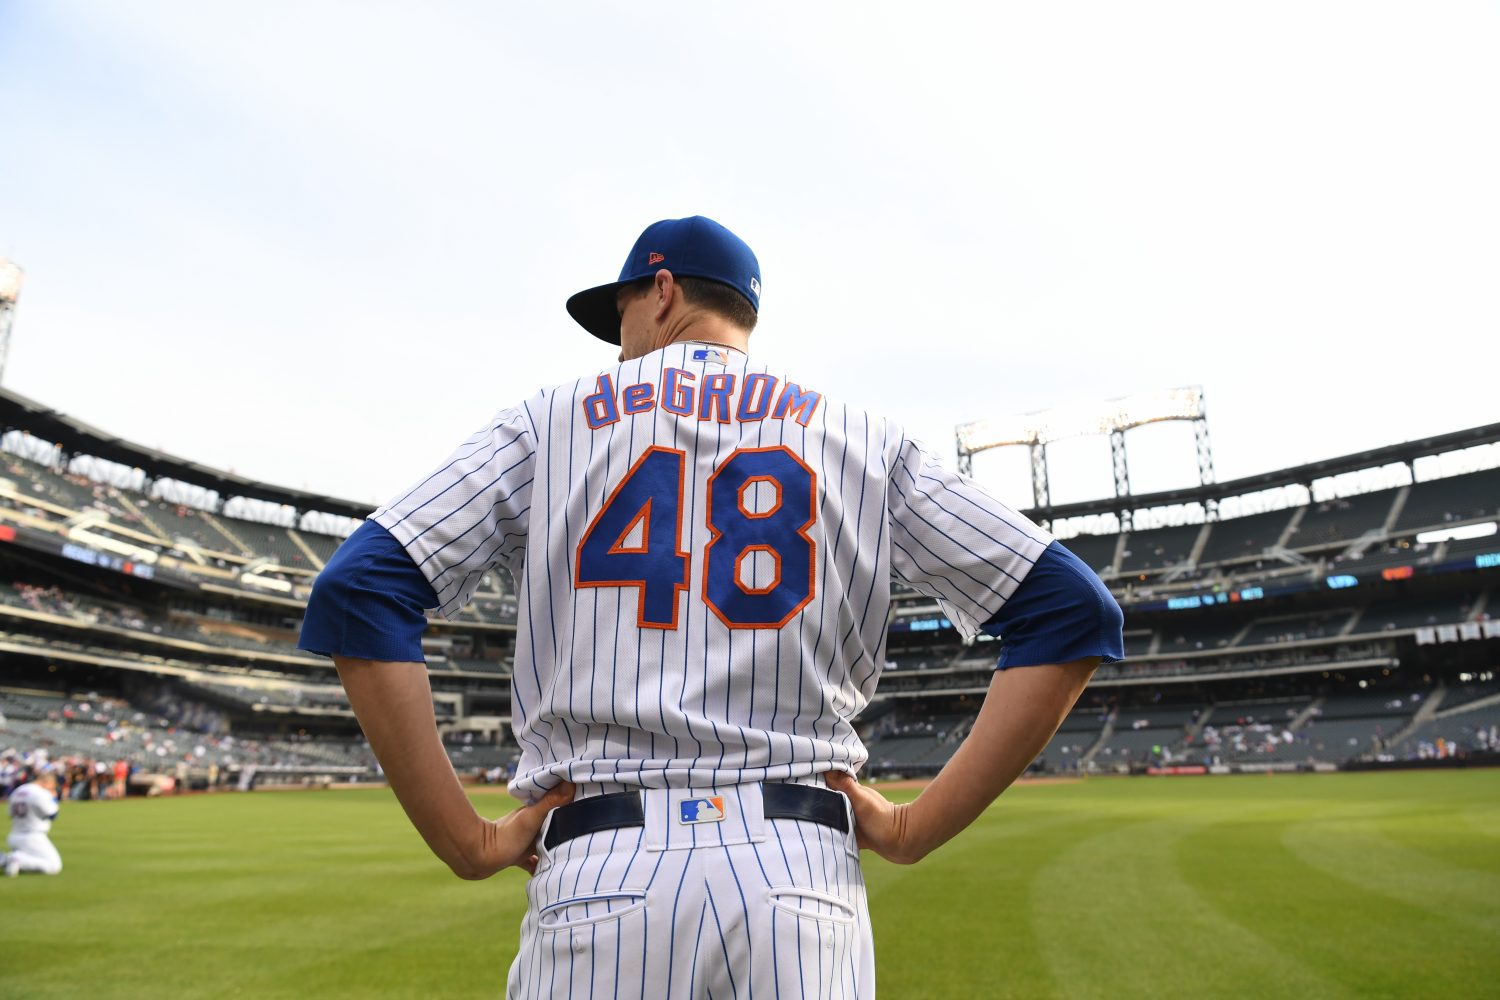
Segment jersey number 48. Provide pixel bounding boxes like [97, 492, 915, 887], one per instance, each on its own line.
[574, 445, 816, 630]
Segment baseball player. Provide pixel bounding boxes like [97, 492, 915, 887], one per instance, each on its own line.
[5, 769, 62, 876]
[300, 215, 1123, 997]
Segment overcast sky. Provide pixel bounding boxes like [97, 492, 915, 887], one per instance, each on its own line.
[1, 2, 1496, 526]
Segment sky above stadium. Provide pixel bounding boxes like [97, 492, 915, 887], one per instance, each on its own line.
[0, 2, 1496, 526]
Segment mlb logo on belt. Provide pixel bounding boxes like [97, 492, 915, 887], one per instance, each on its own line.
[679, 797, 726, 825]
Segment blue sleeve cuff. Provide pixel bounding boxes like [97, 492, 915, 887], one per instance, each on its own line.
[982, 540, 1125, 669]
[297, 520, 439, 662]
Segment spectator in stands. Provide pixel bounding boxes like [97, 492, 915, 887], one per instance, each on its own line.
[112, 759, 129, 799]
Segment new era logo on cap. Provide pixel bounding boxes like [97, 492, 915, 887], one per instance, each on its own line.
[749, 276, 761, 298]
[679, 797, 726, 824]
[648, 252, 665, 265]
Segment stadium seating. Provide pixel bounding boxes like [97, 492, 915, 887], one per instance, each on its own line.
[219, 516, 316, 569]
[1057, 533, 1117, 575]
[1350, 593, 1483, 634]
[1439, 679, 1500, 712]
[145, 500, 246, 555]
[296, 530, 345, 565]
[1196, 509, 1294, 566]
[1239, 611, 1354, 647]
[1444, 534, 1500, 561]
[1118, 524, 1202, 573]
[1210, 698, 1311, 726]
[1122, 631, 1154, 657]
[1331, 543, 1437, 574]
[1394, 704, 1500, 758]
[1287, 491, 1397, 549]
[3, 457, 105, 513]
[1395, 467, 1500, 532]
[1157, 618, 1237, 654]
[1316, 691, 1422, 720]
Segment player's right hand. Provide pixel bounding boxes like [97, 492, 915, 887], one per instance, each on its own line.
[462, 780, 576, 879]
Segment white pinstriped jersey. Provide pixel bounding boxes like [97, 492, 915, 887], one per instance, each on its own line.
[7, 783, 58, 835]
[373, 341, 1054, 800]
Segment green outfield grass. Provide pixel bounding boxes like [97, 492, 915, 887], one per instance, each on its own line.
[2, 771, 1497, 999]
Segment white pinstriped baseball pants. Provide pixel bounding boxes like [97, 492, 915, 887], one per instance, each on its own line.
[506, 781, 875, 999]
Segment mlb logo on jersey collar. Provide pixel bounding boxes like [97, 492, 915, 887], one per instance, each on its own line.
[679, 796, 726, 825]
[691, 347, 731, 365]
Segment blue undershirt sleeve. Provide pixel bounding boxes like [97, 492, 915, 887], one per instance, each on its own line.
[297, 520, 438, 662]
[981, 540, 1125, 669]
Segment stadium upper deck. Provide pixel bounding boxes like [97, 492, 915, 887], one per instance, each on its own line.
[0, 387, 1496, 779]
[3, 386, 1497, 625]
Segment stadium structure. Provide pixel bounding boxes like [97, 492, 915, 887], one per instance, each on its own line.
[0, 385, 1496, 791]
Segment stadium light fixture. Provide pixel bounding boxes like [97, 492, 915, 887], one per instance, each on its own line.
[956, 386, 1206, 456]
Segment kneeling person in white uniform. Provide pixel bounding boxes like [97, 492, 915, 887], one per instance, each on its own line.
[6, 770, 62, 876]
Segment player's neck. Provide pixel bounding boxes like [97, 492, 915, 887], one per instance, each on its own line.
[656, 316, 750, 357]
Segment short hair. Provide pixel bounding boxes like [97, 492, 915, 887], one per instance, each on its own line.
[627, 275, 758, 332]
[678, 277, 758, 332]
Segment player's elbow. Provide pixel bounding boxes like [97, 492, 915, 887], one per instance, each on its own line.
[448, 860, 488, 881]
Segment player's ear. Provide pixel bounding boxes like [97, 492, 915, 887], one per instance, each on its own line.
[652, 269, 675, 323]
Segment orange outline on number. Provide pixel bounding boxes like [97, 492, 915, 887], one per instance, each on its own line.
[734, 544, 782, 596]
[703, 445, 818, 630]
[737, 475, 782, 519]
[573, 446, 690, 630]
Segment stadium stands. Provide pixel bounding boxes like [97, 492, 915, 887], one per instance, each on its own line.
[1352, 592, 1485, 634]
[1395, 704, 1500, 758]
[1196, 509, 1294, 566]
[1058, 532, 1118, 575]
[1288, 490, 1397, 549]
[1445, 533, 1500, 561]
[1396, 467, 1500, 532]
[1118, 524, 1202, 573]
[145, 499, 246, 555]
[1157, 618, 1238, 654]
[296, 530, 344, 565]
[1239, 611, 1354, 647]
[4, 397, 1499, 790]
[219, 516, 316, 569]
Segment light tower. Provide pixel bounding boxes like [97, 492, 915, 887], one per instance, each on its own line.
[0, 258, 23, 387]
[954, 386, 1218, 531]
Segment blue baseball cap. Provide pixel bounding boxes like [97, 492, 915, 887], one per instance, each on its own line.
[566, 216, 761, 345]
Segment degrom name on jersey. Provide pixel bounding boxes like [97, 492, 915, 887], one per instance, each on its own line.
[371, 340, 1054, 800]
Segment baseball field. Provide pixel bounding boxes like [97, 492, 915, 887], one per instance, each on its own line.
[2, 770, 1496, 999]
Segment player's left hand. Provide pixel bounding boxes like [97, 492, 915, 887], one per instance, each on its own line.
[824, 770, 923, 865]
[464, 780, 576, 879]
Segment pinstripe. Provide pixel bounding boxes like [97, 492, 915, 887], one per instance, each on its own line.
[379, 426, 491, 512]
[889, 475, 1021, 596]
[637, 838, 673, 1000]
[662, 847, 696, 1000]
[429, 502, 532, 607]
[706, 880, 740, 1000]
[648, 351, 667, 770]
[382, 431, 527, 531]
[370, 341, 1047, 998]
[409, 454, 529, 553]
[897, 459, 1038, 566]
[918, 468, 1051, 548]
[688, 896, 709, 996]
[804, 405, 852, 747]
[536, 392, 568, 744]
[750, 836, 783, 1000]
[677, 393, 706, 778]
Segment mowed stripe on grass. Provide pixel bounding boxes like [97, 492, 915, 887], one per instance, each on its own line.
[2, 772, 1497, 998]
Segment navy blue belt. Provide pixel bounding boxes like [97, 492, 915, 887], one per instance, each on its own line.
[543, 782, 849, 850]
